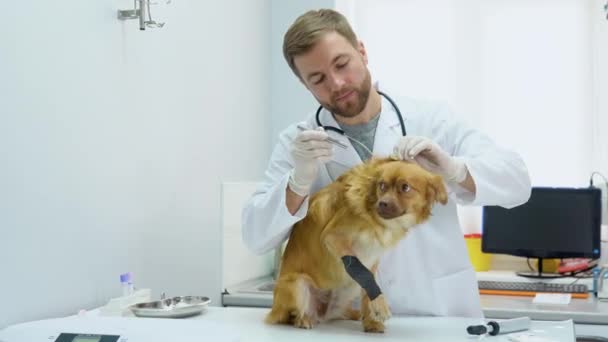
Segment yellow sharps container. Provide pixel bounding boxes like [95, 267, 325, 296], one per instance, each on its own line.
[464, 234, 492, 271]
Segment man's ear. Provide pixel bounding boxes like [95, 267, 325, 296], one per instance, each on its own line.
[427, 174, 448, 205]
[357, 40, 368, 65]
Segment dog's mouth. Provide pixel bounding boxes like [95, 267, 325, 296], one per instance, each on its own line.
[376, 201, 405, 220]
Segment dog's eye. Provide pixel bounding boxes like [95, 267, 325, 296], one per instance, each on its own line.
[379, 181, 386, 192]
[401, 184, 411, 193]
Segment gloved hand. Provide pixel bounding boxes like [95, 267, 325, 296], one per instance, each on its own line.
[391, 136, 468, 183]
[288, 127, 334, 196]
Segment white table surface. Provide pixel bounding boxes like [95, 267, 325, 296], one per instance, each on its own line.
[0, 306, 576, 342]
[224, 272, 608, 324]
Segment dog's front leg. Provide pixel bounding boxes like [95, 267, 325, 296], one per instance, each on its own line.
[360, 263, 391, 333]
[323, 233, 391, 332]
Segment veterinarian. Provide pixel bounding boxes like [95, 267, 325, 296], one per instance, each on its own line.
[242, 9, 531, 318]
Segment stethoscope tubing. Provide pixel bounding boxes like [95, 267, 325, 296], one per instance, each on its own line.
[315, 90, 406, 137]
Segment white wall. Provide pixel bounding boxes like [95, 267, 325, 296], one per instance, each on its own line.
[479, 0, 593, 186]
[591, 0, 608, 175]
[0, 0, 271, 329]
[349, 0, 596, 186]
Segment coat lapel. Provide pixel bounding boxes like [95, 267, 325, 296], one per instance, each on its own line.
[373, 95, 405, 157]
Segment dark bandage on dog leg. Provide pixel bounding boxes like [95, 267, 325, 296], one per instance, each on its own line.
[341, 255, 382, 300]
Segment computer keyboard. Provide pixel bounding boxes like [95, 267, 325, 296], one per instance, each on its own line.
[478, 280, 589, 298]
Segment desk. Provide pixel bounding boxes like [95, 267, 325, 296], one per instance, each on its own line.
[0, 306, 576, 341]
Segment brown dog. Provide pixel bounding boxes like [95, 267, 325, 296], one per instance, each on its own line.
[266, 157, 448, 332]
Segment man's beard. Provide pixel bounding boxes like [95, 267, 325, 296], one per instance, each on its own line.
[319, 70, 372, 119]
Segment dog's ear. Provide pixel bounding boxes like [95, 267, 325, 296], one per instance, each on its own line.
[426, 174, 448, 205]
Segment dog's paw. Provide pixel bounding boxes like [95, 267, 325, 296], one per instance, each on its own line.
[363, 318, 385, 333]
[293, 314, 314, 329]
[368, 294, 391, 322]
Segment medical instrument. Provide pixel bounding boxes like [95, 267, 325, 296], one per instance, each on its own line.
[297, 123, 375, 159]
[117, 0, 170, 30]
[467, 317, 531, 336]
[315, 90, 406, 137]
[310, 90, 405, 159]
[129, 295, 211, 318]
[296, 124, 348, 149]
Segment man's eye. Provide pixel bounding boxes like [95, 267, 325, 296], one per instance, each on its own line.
[336, 57, 350, 69]
[401, 184, 411, 192]
[312, 76, 324, 85]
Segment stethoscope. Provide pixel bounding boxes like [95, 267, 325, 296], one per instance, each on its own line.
[315, 90, 406, 137]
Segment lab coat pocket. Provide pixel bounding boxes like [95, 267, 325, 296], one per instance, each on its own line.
[432, 268, 482, 318]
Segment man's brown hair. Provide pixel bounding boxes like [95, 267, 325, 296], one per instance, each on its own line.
[283, 9, 358, 79]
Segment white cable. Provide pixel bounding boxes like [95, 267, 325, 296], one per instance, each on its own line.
[591, 171, 608, 186]
[343, 133, 374, 160]
[590, 171, 608, 228]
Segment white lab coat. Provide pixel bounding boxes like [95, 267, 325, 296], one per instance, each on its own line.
[241, 93, 531, 318]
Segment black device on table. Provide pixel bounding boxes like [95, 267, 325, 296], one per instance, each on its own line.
[54, 333, 120, 342]
[481, 187, 601, 279]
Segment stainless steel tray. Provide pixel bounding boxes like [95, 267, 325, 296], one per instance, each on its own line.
[129, 295, 211, 318]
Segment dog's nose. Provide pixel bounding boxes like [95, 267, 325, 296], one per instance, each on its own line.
[377, 201, 400, 219]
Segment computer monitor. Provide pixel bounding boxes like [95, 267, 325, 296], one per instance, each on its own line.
[481, 187, 602, 278]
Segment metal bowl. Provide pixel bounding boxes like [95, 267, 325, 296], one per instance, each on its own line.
[129, 296, 211, 318]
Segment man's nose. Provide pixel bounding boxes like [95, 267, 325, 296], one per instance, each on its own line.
[328, 73, 345, 92]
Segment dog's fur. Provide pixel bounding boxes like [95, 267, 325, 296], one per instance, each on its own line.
[266, 157, 448, 332]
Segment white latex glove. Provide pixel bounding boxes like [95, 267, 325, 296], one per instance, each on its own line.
[392, 136, 468, 183]
[288, 127, 334, 196]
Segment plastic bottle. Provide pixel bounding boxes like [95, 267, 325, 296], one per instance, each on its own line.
[120, 272, 134, 297]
